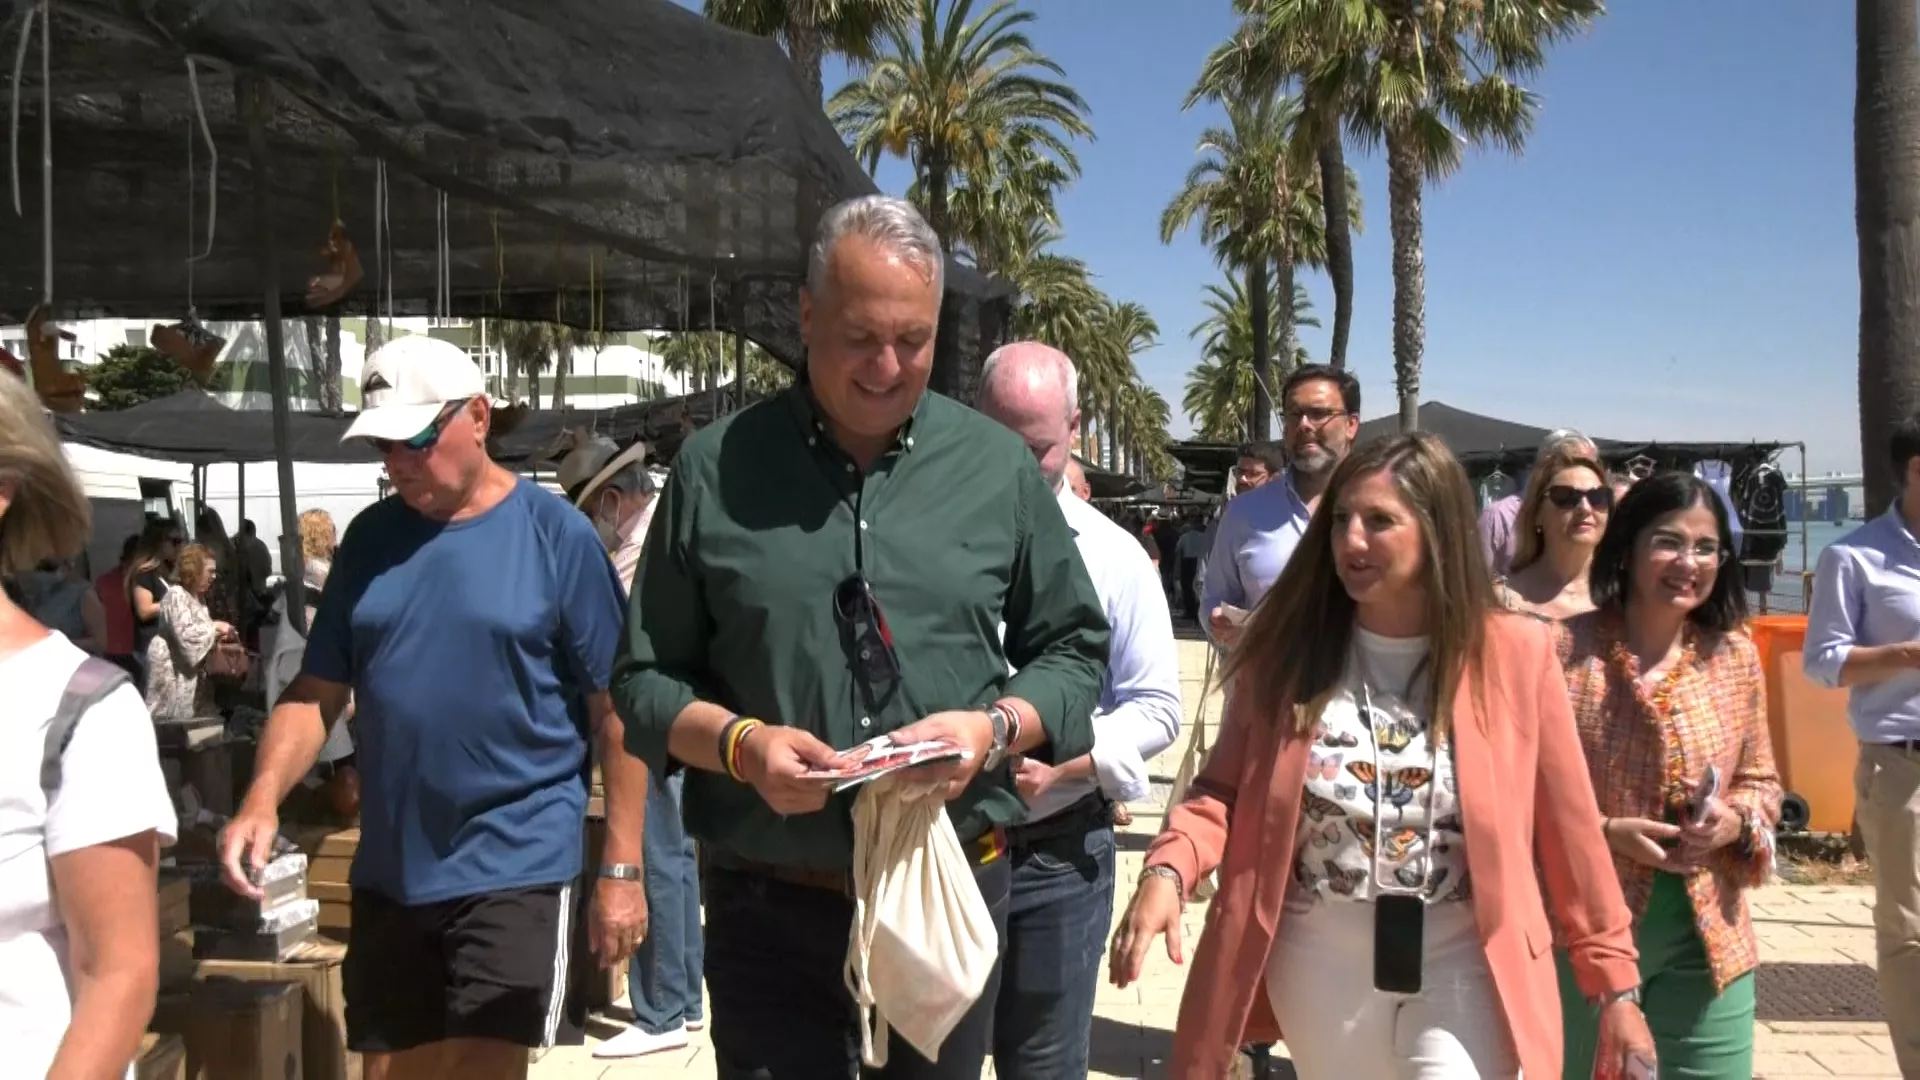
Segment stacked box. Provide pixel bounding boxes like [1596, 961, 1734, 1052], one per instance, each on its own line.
[187, 978, 303, 1080]
[191, 854, 317, 962]
[200, 939, 360, 1080]
[291, 827, 358, 937]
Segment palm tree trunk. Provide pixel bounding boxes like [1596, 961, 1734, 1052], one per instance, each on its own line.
[1857, 0, 1920, 516]
[322, 315, 342, 411]
[925, 158, 953, 249]
[1273, 249, 1299, 383]
[530, 369, 542, 409]
[1247, 259, 1272, 441]
[552, 346, 568, 411]
[786, 19, 826, 104]
[1386, 124, 1427, 433]
[1317, 121, 1356, 372]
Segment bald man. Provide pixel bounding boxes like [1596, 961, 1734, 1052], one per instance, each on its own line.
[975, 341, 1182, 1080]
[1064, 458, 1091, 502]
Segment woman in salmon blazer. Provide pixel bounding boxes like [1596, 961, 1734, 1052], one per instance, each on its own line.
[1110, 434, 1657, 1080]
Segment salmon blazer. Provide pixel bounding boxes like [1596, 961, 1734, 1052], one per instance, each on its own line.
[1145, 613, 1640, 1080]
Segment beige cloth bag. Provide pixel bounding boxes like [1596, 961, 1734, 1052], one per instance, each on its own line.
[844, 774, 998, 1068]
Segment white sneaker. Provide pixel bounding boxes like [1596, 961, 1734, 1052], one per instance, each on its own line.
[593, 1022, 691, 1059]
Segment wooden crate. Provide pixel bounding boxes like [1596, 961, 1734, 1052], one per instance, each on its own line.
[199, 940, 359, 1080]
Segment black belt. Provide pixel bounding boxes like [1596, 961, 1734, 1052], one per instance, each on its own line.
[1004, 792, 1110, 848]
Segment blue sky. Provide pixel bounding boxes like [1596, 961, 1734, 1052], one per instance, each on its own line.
[680, 2, 1860, 473]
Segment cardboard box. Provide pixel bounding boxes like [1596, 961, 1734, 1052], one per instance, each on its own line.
[292, 827, 357, 936]
[158, 872, 192, 936]
[198, 940, 357, 1080]
[136, 1032, 186, 1080]
[187, 977, 302, 1080]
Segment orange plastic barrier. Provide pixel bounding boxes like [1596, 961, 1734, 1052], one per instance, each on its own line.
[1748, 615, 1858, 834]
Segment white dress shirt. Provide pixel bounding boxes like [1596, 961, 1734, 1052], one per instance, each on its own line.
[1024, 489, 1183, 822]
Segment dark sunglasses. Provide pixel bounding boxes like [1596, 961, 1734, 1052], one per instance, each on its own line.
[1545, 485, 1613, 512]
[369, 398, 471, 456]
[834, 574, 901, 712]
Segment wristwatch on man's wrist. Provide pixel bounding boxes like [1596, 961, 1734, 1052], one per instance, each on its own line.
[982, 704, 1013, 771]
[598, 863, 643, 882]
[1593, 986, 1642, 1008]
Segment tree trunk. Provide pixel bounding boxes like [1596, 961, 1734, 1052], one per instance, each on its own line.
[505, 359, 519, 404]
[1248, 259, 1273, 441]
[322, 314, 342, 411]
[1079, 410, 1093, 461]
[530, 369, 542, 409]
[786, 19, 826, 104]
[552, 341, 569, 411]
[1857, 0, 1920, 516]
[302, 317, 323, 406]
[1273, 249, 1299, 383]
[1386, 123, 1427, 433]
[1317, 120, 1356, 372]
[364, 315, 385, 355]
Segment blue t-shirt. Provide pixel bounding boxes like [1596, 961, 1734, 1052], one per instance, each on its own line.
[303, 478, 626, 904]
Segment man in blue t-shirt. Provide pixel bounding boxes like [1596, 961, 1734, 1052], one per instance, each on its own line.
[217, 336, 647, 1079]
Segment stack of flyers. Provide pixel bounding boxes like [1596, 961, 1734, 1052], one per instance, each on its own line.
[801, 736, 971, 793]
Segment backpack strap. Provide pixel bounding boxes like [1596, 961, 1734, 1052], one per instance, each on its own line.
[41, 657, 132, 802]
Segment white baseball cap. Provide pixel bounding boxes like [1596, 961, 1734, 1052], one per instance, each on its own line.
[342, 335, 487, 444]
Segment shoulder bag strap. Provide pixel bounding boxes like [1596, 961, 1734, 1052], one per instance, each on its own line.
[41, 657, 132, 802]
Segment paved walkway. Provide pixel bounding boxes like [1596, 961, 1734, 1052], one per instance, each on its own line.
[534, 641, 1896, 1079]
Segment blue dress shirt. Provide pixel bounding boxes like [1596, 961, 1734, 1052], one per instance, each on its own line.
[1200, 470, 1313, 644]
[1804, 505, 1920, 743]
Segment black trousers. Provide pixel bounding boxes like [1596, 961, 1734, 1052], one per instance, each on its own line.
[1178, 556, 1200, 618]
[704, 857, 1011, 1080]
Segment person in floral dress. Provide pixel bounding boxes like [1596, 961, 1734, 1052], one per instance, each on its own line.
[1552, 470, 1781, 1079]
[143, 543, 232, 722]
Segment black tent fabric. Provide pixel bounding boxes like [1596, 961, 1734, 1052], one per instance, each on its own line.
[0, 0, 1009, 378]
[1353, 402, 1559, 466]
[55, 388, 735, 467]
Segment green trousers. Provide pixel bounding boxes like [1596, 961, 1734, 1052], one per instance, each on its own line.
[1555, 872, 1755, 1079]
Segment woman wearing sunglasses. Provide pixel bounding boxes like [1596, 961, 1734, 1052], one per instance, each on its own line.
[1109, 433, 1653, 1080]
[1495, 454, 1614, 620]
[1550, 471, 1780, 1079]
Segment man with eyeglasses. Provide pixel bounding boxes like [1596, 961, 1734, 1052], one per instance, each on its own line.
[218, 336, 645, 1080]
[611, 195, 1108, 1079]
[1805, 411, 1920, 1077]
[1479, 428, 1598, 577]
[1200, 364, 1361, 647]
[975, 341, 1181, 1080]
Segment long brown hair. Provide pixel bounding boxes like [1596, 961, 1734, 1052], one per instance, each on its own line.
[1223, 433, 1493, 740]
[1508, 453, 1607, 574]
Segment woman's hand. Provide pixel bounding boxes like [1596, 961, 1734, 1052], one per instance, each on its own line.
[1676, 802, 1743, 865]
[211, 620, 235, 640]
[1593, 999, 1657, 1079]
[1109, 871, 1183, 989]
[1602, 817, 1681, 869]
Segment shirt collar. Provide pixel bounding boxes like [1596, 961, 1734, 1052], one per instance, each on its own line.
[788, 381, 926, 457]
[1888, 500, 1920, 554]
[1054, 484, 1083, 538]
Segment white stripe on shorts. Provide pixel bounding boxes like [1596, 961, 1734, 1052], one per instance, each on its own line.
[541, 882, 575, 1048]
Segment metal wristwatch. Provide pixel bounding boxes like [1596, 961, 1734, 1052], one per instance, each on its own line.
[982, 704, 1013, 771]
[598, 863, 643, 882]
[1593, 986, 1642, 1008]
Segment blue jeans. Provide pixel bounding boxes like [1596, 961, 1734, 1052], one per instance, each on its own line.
[627, 769, 704, 1035]
[991, 801, 1117, 1080]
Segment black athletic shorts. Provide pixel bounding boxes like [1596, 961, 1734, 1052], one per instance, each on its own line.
[342, 881, 587, 1052]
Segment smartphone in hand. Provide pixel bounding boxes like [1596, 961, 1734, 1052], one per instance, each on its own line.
[1688, 764, 1723, 827]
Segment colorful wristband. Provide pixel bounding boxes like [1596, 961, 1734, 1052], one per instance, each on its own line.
[719, 717, 762, 782]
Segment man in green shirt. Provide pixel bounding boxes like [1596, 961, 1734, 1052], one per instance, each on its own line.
[610, 194, 1109, 1079]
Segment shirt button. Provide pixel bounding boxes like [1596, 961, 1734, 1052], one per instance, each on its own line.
[860, 716, 872, 729]
[905, 437, 915, 448]
[808, 436, 816, 446]
[859, 520, 869, 530]
[844, 463, 854, 473]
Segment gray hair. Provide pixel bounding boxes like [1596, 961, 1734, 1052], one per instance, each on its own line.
[1537, 427, 1596, 461]
[807, 195, 944, 297]
[979, 341, 1078, 421]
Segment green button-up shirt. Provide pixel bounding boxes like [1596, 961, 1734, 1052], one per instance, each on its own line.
[611, 386, 1109, 869]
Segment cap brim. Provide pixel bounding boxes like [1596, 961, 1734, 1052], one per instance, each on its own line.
[574, 441, 651, 508]
[341, 402, 448, 445]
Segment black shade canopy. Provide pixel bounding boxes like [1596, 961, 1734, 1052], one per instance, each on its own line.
[0, 0, 1009, 374]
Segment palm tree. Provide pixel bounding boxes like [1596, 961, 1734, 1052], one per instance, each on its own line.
[704, 0, 915, 104]
[1268, 0, 1597, 430]
[1161, 90, 1322, 440]
[1857, 0, 1920, 515]
[1192, 7, 1360, 370]
[829, 0, 1093, 248]
[1182, 275, 1316, 441]
[659, 332, 728, 397]
[1093, 300, 1160, 471]
[488, 320, 551, 406]
[936, 129, 1074, 275]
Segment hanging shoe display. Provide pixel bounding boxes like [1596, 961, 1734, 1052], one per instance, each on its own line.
[27, 305, 85, 412]
[150, 312, 227, 383]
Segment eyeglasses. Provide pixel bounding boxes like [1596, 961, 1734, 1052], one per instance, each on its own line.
[834, 574, 901, 713]
[369, 398, 471, 456]
[1283, 406, 1348, 429]
[1647, 532, 1727, 566]
[1546, 485, 1613, 512]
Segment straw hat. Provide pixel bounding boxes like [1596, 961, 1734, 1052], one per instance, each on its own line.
[573, 440, 653, 509]
[555, 435, 620, 501]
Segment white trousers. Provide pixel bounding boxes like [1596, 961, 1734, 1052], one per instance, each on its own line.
[1266, 898, 1521, 1080]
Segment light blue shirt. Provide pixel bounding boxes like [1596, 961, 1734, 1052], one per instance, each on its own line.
[1803, 505, 1920, 743]
[1201, 470, 1313, 644]
[1022, 490, 1183, 822]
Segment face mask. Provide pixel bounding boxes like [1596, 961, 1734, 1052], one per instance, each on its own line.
[593, 496, 622, 549]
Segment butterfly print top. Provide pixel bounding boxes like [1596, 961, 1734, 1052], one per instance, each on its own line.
[1290, 628, 1471, 906]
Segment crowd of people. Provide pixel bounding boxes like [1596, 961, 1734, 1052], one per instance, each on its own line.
[3, 191, 1919, 1080]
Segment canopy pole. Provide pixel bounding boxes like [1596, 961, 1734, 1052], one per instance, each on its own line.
[237, 461, 246, 524]
[243, 75, 307, 634]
